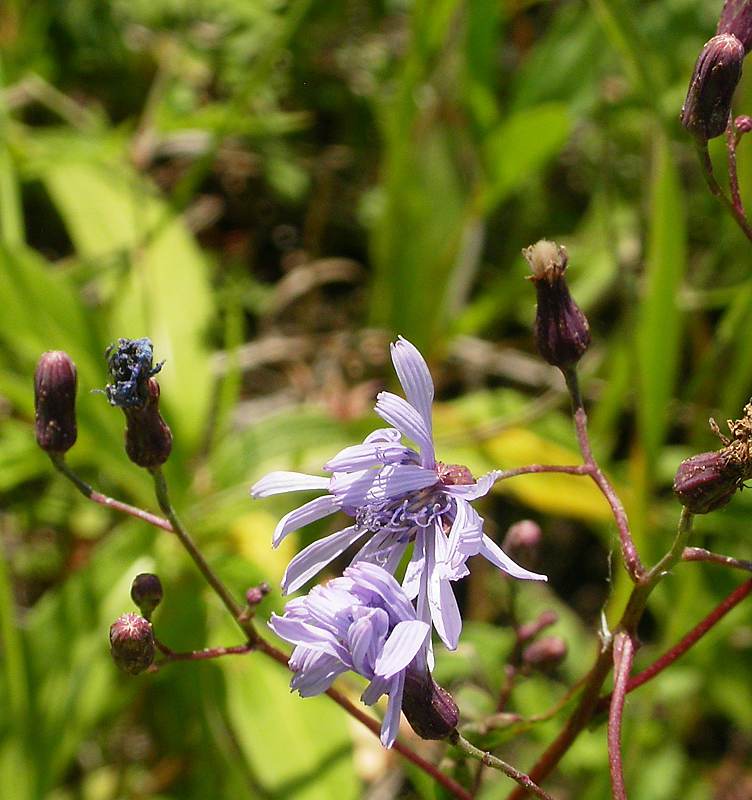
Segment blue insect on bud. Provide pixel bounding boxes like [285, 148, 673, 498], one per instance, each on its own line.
[104, 337, 164, 409]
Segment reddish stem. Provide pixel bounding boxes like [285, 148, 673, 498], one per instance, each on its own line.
[682, 547, 752, 572]
[499, 464, 591, 479]
[155, 642, 253, 662]
[696, 139, 752, 244]
[608, 633, 634, 800]
[51, 454, 173, 532]
[726, 118, 746, 219]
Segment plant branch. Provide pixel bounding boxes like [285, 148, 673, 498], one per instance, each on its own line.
[50, 454, 173, 532]
[696, 139, 752, 244]
[682, 547, 752, 572]
[608, 632, 634, 800]
[452, 733, 555, 800]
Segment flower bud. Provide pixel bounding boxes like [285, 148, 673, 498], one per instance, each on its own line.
[245, 583, 270, 607]
[130, 573, 163, 619]
[523, 240, 591, 370]
[673, 450, 741, 514]
[718, 0, 752, 54]
[502, 520, 542, 555]
[681, 34, 745, 141]
[122, 378, 172, 468]
[522, 636, 568, 670]
[401, 667, 459, 741]
[34, 351, 78, 453]
[735, 114, 752, 132]
[517, 610, 558, 643]
[109, 612, 155, 675]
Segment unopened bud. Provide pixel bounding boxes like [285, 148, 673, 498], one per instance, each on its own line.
[523, 240, 590, 369]
[522, 636, 567, 670]
[673, 450, 741, 514]
[502, 520, 542, 555]
[245, 583, 270, 607]
[34, 351, 78, 453]
[681, 34, 745, 141]
[735, 114, 752, 132]
[123, 378, 172, 468]
[517, 610, 558, 643]
[718, 0, 752, 54]
[109, 612, 155, 675]
[130, 573, 163, 619]
[401, 667, 459, 741]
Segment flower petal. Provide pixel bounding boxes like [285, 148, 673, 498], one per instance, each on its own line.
[444, 470, 502, 501]
[375, 392, 435, 466]
[364, 427, 403, 444]
[375, 620, 430, 678]
[380, 672, 405, 748]
[282, 526, 368, 594]
[251, 471, 330, 498]
[324, 442, 417, 472]
[480, 534, 548, 582]
[268, 614, 346, 660]
[272, 494, 340, 547]
[402, 531, 425, 601]
[445, 498, 483, 571]
[390, 337, 434, 435]
[428, 527, 462, 650]
[329, 463, 437, 511]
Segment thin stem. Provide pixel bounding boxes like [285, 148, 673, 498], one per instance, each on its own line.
[595, 578, 752, 713]
[682, 547, 752, 572]
[452, 733, 556, 800]
[150, 467, 247, 630]
[50, 454, 173, 532]
[726, 118, 746, 220]
[499, 464, 591, 479]
[563, 369, 643, 581]
[696, 140, 752, 244]
[608, 633, 634, 800]
[154, 642, 253, 664]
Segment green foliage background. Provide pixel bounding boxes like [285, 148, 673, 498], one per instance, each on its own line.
[1, 0, 752, 797]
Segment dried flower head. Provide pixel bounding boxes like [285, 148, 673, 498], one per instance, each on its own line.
[34, 351, 78, 454]
[523, 240, 590, 369]
[717, 0, 752, 53]
[681, 34, 745, 141]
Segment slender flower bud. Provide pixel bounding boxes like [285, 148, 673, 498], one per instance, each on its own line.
[401, 667, 460, 741]
[122, 378, 173, 468]
[109, 612, 155, 675]
[681, 34, 745, 142]
[34, 351, 78, 453]
[522, 636, 568, 670]
[130, 573, 163, 619]
[718, 0, 752, 54]
[523, 240, 590, 369]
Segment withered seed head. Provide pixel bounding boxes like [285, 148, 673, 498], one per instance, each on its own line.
[523, 240, 591, 370]
[681, 34, 745, 142]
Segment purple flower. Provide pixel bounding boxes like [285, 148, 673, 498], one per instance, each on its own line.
[269, 562, 431, 748]
[252, 336, 546, 650]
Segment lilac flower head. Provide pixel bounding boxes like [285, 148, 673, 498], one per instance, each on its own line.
[269, 562, 430, 747]
[252, 336, 546, 650]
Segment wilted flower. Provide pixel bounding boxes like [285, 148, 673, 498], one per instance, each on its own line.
[269, 562, 431, 748]
[34, 351, 78, 454]
[681, 33, 745, 141]
[523, 240, 590, 370]
[252, 337, 546, 650]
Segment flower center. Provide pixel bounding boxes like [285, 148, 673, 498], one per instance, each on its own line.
[355, 487, 453, 537]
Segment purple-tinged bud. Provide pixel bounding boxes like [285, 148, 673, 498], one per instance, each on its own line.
[401, 667, 459, 741]
[522, 636, 567, 670]
[245, 583, 270, 607]
[109, 612, 155, 675]
[681, 34, 745, 142]
[502, 520, 542, 555]
[673, 450, 741, 514]
[517, 610, 558, 643]
[735, 114, 752, 132]
[718, 0, 752, 54]
[122, 378, 172, 468]
[523, 240, 590, 370]
[34, 351, 78, 453]
[130, 573, 163, 619]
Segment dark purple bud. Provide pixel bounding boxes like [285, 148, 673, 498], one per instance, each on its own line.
[109, 612, 155, 675]
[681, 34, 745, 142]
[130, 573, 163, 619]
[735, 114, 752, 132]
[34, 351, 78, 454]
[673, 450, 741, 514]
[522, 636, 568, 670]
[401, 667, 459, 741]
[524, 240, 590, 369]
[718, 0, 752, 54]
[502, 520, 542, 555]
[245, 583, 270, 607]
[122, 378, 172, 468]
[517, 610, 558, 643]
